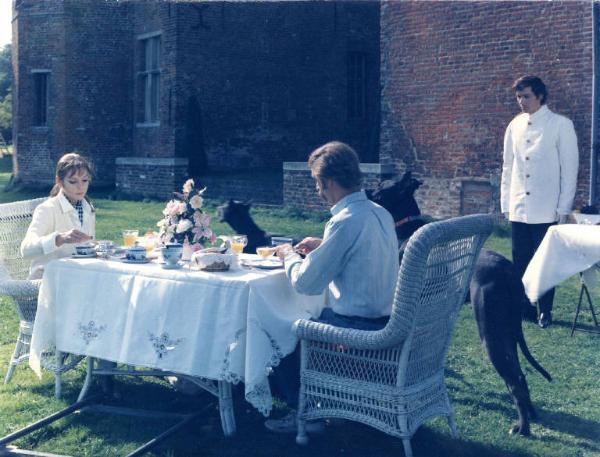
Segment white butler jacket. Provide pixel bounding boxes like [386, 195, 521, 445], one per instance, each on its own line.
[501, 104, 579, 224]
[20, 190, 96, 279]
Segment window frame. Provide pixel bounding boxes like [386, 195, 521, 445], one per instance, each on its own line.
[31, 69, 50, 128]
[347, 51, 368, 121]
[136, 32, 161, 127]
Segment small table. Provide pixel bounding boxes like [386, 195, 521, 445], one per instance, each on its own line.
[29, 255, 325, 434]
[522, 223, 600, 334]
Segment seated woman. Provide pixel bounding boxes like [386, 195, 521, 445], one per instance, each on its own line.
[21, 152, 95, 279]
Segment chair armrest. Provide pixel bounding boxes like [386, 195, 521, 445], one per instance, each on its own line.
[0, 279, 41, 298]
[292, 318, 397, 351]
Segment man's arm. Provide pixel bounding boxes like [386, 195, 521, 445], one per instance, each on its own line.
[500, 122, 514, 215]
[283, 219, 352, 296]
[556, 118, 579, 217]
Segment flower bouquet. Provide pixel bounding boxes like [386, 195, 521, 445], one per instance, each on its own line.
[157, 179, 216, 256]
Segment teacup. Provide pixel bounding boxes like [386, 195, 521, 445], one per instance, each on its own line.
[75, 243, 96, 256]
[125, 242, 147, 261]
[161, 243, 183, 266]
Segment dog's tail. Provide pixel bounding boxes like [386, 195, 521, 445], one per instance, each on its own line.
[517, 334, 552, 382]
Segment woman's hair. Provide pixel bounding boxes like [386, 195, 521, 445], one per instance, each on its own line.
[50, 152, 94, 208]
[308, 141, 362, 190]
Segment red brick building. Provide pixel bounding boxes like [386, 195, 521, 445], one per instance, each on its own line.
[12, 0, 599, 216]
[379, 0, 595, 217]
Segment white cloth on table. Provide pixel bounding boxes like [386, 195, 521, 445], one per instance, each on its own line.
[522, 225, 600, 302]
[30, 257, 325, 415]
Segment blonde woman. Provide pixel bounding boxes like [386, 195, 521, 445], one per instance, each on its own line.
[21, 153, 95, 279]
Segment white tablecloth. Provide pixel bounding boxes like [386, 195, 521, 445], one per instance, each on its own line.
[30, 256, 325, 415]
[522, 224, 600, 302]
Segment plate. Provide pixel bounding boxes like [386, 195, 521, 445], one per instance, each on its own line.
[241, 258, 283, 270]
[121, 258, 152, 264]
[72, 253, 97, 259]
[161, 262, 183, 270]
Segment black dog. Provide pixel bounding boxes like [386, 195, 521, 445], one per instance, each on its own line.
[368, 173, 552, 436]
[470, 250, 552, 436]
[216, 199, 271, 253]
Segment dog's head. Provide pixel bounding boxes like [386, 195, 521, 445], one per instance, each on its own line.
[217, 199, 252, 224]
[368, 171, 422, 223]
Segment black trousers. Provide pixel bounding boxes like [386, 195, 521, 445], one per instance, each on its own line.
[511, 221, 556, 314]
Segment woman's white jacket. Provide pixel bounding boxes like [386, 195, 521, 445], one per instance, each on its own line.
[20, 191, 95, 279]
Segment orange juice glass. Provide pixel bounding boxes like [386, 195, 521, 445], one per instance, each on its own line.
[122, 230, 139, 247]
[231, 235, 247, 254]
[256, 247, 272, 259]
[231, 242, 244, 254]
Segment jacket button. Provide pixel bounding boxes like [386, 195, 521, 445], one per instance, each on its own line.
[526, 174, 530, 178]
[528, 122, 532, 125]
[526, 192, 530, 195]
[526, 139, 531, 143]
[526, 157, 530, 160]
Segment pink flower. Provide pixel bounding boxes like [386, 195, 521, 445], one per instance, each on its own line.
[183, 179, 194, 194]
[197, 212, 210, 227]
[177, 202, 187, 215]
[163, 201, 180, 217]
[189, 195, 203, 210]
[202, 228, 213, 239]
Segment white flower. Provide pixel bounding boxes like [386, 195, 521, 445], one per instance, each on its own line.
[156, 219, 167, 228]
[183, 179, 194, 194]
[189, 195, 203, 210]
[176, 219, 193, 233]
[177, 202, 187, 214]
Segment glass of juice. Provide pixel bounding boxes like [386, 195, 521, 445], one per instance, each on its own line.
[231, 235, 247, 254]
[122, 230, 139, 247]
[256, 246, 273, 259]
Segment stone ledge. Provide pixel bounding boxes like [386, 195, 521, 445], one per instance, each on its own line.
[116, 157, 189, 166]
[283, 162, 395, 174]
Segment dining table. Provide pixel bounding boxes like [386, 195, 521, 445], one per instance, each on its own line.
[29, 253, 326, 436]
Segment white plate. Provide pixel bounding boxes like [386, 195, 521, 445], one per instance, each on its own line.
[121, 258, 152, 264]
[72, 253, 97, 259]
[241, 258, 283, 270]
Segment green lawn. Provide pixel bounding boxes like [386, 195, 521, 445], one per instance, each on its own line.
[0, 165, 598, 456]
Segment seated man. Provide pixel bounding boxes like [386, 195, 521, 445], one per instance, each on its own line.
[266, 141, 399, 433]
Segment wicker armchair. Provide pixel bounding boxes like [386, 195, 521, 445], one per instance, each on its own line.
[0, 198, 82, 397]
[293, 214, 494, 457]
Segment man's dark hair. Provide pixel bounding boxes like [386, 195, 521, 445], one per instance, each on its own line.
[512, 75, 547, 104]
[308, 141, 362, 190]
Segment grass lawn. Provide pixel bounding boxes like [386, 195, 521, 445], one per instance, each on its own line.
[0, 159, 598, 456]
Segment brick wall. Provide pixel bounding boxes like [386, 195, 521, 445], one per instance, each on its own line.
[115, 157, 188, 199]
[14, 0, 132, 186]
[380, 0, 594, 218]
[173, 1, 381, 173]
[283, 162, 395, 211]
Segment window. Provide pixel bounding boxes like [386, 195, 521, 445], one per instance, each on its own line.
[138, 34, 161, 124]
[347, 52, 367, 120]
[32, 71, 49, 127]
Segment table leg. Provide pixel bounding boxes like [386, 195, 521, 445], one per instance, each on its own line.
[218, 381, 236, 436]
[77, 357, 94, 402]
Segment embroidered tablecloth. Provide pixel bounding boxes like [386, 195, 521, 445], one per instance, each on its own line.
[522, 224, 600, 302]
[30, 256, 325, 415]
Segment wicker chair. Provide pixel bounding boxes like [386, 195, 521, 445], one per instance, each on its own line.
[293, 214, 494, 457]
[0, 198, 82, 397]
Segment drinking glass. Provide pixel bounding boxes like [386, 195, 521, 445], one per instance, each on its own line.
[231, 235, 247, 254]
[122, 230, 139, 247]
[256, 246, 273, 259]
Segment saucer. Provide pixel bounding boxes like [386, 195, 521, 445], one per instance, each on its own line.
[161, 262, 182, 270]
[121, 258, 151, 264]
[72, 253, 97, 259]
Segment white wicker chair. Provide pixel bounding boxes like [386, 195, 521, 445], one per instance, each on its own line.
[293, 214, 494, 457]
[0, 198, 82, 397]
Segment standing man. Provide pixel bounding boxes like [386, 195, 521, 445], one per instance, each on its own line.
[501, 75, 579, 328]
[265, 141, 399, 433]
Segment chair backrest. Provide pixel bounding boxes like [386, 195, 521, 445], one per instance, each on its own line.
[382, 214, 493, 388]
[0, 198, 47, 280]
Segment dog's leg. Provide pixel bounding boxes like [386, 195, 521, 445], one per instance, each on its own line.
[505, 372, 532, 436]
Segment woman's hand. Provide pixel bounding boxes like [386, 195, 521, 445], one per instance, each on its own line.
[294, 237, 322, 255]
[274, 243, 294, 261]
[56, 229, 92, 247]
